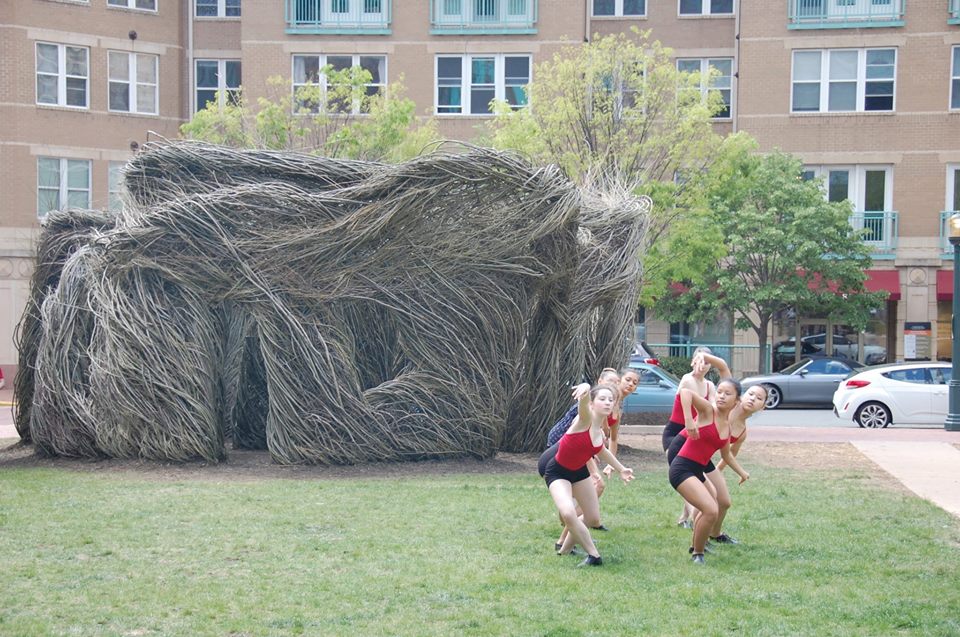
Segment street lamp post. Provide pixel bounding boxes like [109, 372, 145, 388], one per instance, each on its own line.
[945, 214, 960, 431]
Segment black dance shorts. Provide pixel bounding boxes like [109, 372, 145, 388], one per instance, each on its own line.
[662, 420, 684, 452]
[669, 455, 708, 490]
[666, 423, 716, 473]
[538, 442, 591, 487]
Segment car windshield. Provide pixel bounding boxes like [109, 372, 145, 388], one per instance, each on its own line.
[657, 368, 681, 384]
[780, 359, 810, 374]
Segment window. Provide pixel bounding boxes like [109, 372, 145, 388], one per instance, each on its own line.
[108, 162, 125, 213]
[435, 54, 530, 115]
[107, 0, 157, 10]
[952, 46, 960, 110]
[196, 0, 240, 17]
[679, 0, 733, 15]
[676, 57, 732, 118]
[195, 60, 241, 112]
[947, 165, 960, 212]
[292, 54, 386, 114]
[37, 157, 91, 217]
[593, 0, 645, 16]
[805, 164, 893, 242]
[108, 52, 158, 115]
[791, 48, 896, 113]
[883, 368, 929, 384]
[36, 43, 88, 108]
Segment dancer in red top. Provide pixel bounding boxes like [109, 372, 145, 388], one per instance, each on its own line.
[668, 379, 750, 564]
[538, 383, 634, 567]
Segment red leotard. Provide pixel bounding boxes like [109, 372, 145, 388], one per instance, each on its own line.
[677, 422, 728, 466]
[668, 385, 710, 423]
[555, 430, 605, 471]
[607, 412, 619, 429]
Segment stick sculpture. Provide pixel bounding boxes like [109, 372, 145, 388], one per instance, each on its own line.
[14, 141, 650, 464]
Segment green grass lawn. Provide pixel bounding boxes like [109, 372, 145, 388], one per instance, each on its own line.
[1, 451, 959, 637]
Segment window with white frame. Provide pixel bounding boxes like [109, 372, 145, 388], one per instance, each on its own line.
[436, 54, 530, 115]
[108, 162, 125, 212]
[107, 0, 157, 10]
[592, 0, 645, 16]
[679, 0, 733, 16]
[792, 48, 896, 113]
[37, 157, 91, 217]
[36, 43, 88, 108]
[952, 46, 960, 110]
[948, 165, 960, 213]
[677, 57, 732, 118]
[108, 52, 158, 115]
[196, 0, 240, 17]
[195, 60, 241, 112]
[292, 55, 386, 114]
[805, 164, 893, 241]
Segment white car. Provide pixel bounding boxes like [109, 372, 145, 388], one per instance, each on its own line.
[832, 362, 952, 428]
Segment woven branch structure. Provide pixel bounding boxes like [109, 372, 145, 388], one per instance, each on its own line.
[14, 141, 649, 464]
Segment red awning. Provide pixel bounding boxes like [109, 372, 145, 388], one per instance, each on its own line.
[937, 270, 954, 301]
[864, 269, 900, 301]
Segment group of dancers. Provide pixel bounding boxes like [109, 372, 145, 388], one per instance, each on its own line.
[537, 348, 767, 567]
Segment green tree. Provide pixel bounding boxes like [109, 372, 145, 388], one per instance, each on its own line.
[487, 31, 727, 256]
[181, 70, 438, 161]
[646, 148, 885, 373]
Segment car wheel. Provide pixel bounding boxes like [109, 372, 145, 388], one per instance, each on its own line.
[854, 402, 891, 429]
[762, 384, 781, 410]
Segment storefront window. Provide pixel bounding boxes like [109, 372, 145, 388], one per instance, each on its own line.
[938, 301, 952, 361]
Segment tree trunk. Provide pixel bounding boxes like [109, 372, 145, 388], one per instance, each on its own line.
[756, 316, 770, 374]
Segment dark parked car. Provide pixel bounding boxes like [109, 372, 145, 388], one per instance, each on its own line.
[742, 356, 865, 409]
[629, 341, 660, 366]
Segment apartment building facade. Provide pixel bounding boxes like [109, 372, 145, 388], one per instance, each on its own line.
[2, 0, 959, 379]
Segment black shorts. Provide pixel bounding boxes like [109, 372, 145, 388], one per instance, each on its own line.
[538, 442, 591, 487]
[669, 455, 708, 490]
[662, 420, 684, 452]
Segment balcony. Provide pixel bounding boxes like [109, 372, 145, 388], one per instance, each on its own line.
[951, 0, 960, 24]
[940, 211, 959, 257]
[430, 0, 537, 34]
[788, 0, 905, 29]
[285, 0, 391, 34]
[850, 211, 898, 258]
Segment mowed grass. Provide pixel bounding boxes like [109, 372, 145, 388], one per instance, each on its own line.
[1, 452, 959, 637]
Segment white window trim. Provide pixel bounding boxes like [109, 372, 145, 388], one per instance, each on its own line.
[108, 162, 125, 212]
[194, 59, 241, 113]
[676, 57, 733, 120]
[195, 0, 240, 18]
[37, 157, 91, 218]
[805, 165, 894, 211]
[291, 54, 387, 115]
[108, 51, 159, 115]
[591, 0, 647, 17]
[790, 48, 897, 114]
[951, 46, 960, 111]
[107, 0, 158, 13]
[948, 165, 960, 212]
[35, 42, 89, 109]
[678, 0, 734, 16]
[434, 54, 532, 117]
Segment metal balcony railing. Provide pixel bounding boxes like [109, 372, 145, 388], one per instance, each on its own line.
[788, 0, 905, 29]
[951, 0, 960, 24]
[940, 211, 960, 257]
[430, 0, 537, 33]
[850, 211, 898, 257]
[286, 0, 391, 33]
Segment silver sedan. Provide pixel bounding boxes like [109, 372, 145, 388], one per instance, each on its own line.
[741, 356, 865, 409]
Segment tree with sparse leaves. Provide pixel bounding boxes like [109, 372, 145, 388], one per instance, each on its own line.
[645, 144, 885, 373]
[181, 70, 438, 162]
[486, 31, 727, 261]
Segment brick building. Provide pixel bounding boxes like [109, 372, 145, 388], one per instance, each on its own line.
[2, 0, 959, 379]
